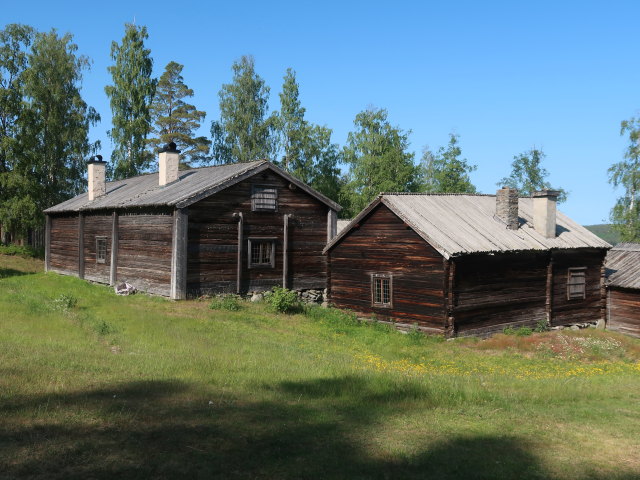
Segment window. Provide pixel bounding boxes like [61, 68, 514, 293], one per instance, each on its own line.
[372, 274, 392, 308]
[251, 185, 277, 211]
[96, 236, 107, 264]
[567, 267, 586, 300]
[248, 238, 276, 268]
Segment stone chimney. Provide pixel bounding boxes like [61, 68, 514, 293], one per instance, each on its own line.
[496, 187, 519, 230]
[532, 190, 559, 238]
[87, 155, 106, 201]
[159, 142, 180, 186]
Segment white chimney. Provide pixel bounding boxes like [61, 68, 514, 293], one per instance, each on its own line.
[87, 155, 106, 201]
[532, 190, 559, 238]
[159, 142, 180, 186]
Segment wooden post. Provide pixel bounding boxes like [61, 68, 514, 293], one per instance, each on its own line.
[78, 212, 85, 279]
[546, 254, 554, 326]
[170, 208, 188, 300]
[110, 212, 118, 286]
[283, 214, 290, 288]
[446, 259, 456, 337]
[601, 259, 607, 324]
[234, 212, 243, 294]
[44, 215, 51, 272]
[327, 209, 337, 243]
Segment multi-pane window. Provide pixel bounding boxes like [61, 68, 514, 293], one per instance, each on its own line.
[567, 267, 586, 300]
[251, 185, 278, 211]
[96, 237, 107, 264]
[248, 239, 275, 268]
[372, 274, 392, 307]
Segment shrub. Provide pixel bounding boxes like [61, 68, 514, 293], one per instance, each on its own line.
[53, 293, 77, 311]
[96, 320, 116, 336]
[503, 325, 533, 336]
[209, 295, 242, 311]
[265, 287, 302, 314]
[534, 318, 549, 333]
[0, 244, 44, 259]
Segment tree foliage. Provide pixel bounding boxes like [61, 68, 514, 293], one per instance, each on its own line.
[148, 61, 210, 167]
[274, 69, 341, 201]
[105, 24, 156, 179]
[210, 55, 276, 164]
[0, 26, 99, 235]
[342, 108, 420, 217]
[608, 117, 640, 241]
[421, 134, 477, 193]
[498, 148, 567, 202]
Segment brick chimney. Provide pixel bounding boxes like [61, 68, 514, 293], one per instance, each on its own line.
[159, 142, 180, 186]
[496, 187, 519, 230]
[87, 155, 106, 201]
[532, 190, 559, 238]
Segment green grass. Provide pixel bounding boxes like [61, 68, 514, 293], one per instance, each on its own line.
[1, 254, 640, 479]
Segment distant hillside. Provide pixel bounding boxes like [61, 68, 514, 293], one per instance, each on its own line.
[584, 224, 620, 245]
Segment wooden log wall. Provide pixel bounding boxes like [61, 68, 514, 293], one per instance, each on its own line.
[186, 170, 328, 296]
[452, 252, 549, 336]
[607, 288, 640, 338]
[328, 204, 446, 333]
[116, 212, 173, 296]
[82, 213, 112, 284]
[49, 215, 79, 275]
[550, 249, 607, 326]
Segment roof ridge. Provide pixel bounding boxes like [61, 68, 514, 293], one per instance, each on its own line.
[380, 192, 496, 197]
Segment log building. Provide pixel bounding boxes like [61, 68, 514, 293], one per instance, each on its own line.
[44, 145, 341, 299]
[324, 189, 610, 337]
[605, 243, 640, 338]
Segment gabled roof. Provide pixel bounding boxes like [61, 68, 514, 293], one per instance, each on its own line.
[45, 160, 341, 213]
[324, 193, 610, 258]
[606, 243, 640, 289]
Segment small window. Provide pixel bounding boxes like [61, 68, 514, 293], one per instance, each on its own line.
[248, 238, 276, 268]
[252, 185, 277, 211]
[567, 267, 586, 300]
[96, 236, 107, 264]
[372, 274, 392, 308]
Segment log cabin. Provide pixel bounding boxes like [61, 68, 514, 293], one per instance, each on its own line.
[44, 144, 341, 299]
[605, 243, 640, 338]
[324, 189, 611, 337]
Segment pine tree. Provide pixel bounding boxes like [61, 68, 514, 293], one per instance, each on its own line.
[105, 24, 156, 179]
[210, 55, 276, 164]
[148, 61, 210, 167]
[421, 134, 477, 193]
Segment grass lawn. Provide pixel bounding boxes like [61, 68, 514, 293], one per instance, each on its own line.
[1, 254, 639, 479]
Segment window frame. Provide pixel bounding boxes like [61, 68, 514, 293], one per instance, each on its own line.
[371, 273, 393, 308]
[566, 267, 587, 300]
[96, 236, 107, 264]
[247, 237, 276, 269]
[251, 184, 278, 212]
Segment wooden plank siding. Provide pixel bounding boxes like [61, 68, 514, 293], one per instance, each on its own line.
[82, 213, 113, 284]
[186, 170, 328, 296]
[116, 213, 173, 296]
[49, 215, 79, 275]
[608, 288, 640, 338]
[328, 204, 446, 333]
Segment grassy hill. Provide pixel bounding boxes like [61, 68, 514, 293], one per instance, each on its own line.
[584, 224, 621, 245]
[1, 254, 640, 479]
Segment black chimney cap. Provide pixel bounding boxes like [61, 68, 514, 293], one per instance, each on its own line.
[87, 154, 106, 164]
[159, 142, 180, 154]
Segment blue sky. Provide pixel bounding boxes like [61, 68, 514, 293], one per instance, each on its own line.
[4, 0, 639, 224]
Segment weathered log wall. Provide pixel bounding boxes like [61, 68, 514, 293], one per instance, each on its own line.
[608, 288, 640, 338]
[49, 215, 79, 275]
[187, 170, 328, 296]
[328, 204, 446, 333]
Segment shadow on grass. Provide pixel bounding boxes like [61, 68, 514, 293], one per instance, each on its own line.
[0, 378, 637, 480]
[0, 267, 34, 279]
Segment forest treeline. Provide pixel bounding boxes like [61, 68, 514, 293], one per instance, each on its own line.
[1, 23, 638, 241]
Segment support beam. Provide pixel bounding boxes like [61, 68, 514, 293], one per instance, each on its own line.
[44, 215, 51, 272]
[445, 259, 456, 338]
[78, 212, 85, 279]
[170, 208, 188, 300]
[234, 212, 243, 294]
[545, 254, 554, 325]
[110, 212, 118, 286]
[327, 209, 337, 243]
[283, 214, 290, 288]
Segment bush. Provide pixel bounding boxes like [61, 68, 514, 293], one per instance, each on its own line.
[209, 295, 242, 311]
[265, 287, 302, 314]
[0, 244, 43, 258]
[53, 293, 77, 311]
[503, 325, 533, 336]
[534, 318, 549, 333]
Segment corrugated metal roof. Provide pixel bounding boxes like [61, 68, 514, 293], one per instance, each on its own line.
[44, 160, 341, 213]
[606, 243, 640, 289]
[324, 193, 610, 258]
